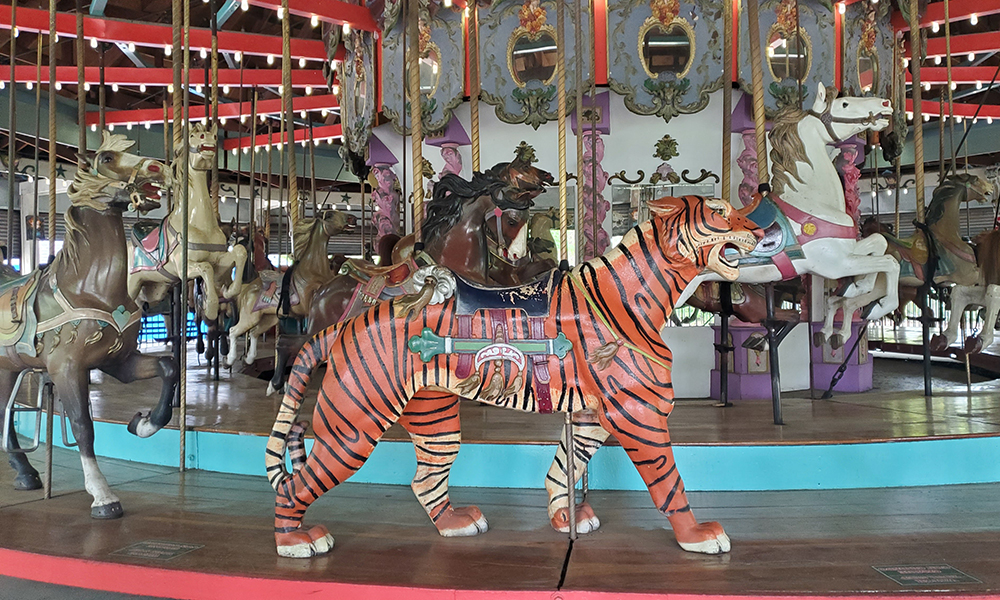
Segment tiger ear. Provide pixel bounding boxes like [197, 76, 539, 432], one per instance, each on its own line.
[648, 195, 685, 217]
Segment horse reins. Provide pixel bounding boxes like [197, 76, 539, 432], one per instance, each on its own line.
[808, 99, 885, 144]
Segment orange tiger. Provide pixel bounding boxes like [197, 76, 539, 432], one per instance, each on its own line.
[266, 195, 761, 558]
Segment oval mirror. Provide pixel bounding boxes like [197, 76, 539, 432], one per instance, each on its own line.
[508, 27, 558, 87]
[766, 26, 811, 82]
[857, 48, 878, 94]
[638, 18, 694, 79]
[405, 43, 441, 99]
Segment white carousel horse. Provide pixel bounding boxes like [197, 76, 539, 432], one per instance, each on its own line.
[676, 83, 900, 325]
[128, 123, 247, 321]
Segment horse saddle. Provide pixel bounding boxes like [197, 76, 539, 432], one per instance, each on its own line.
[454, 270, 556, 318]
[253, 270, 301, 312]
[885, 233, 929, 281]
[732, 194, 805, 280]
[0, 271, 41, 354]
[337, 254, 436, 322]
[131, 220, 176, 274]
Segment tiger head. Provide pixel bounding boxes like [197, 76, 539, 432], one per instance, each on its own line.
[648, 196, 761, 281]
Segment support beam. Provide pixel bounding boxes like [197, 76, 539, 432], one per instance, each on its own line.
[246, 0, 378, 31]
[0, 5, 338, 61]
[217, 0, 240, 27]
[0, 65, 326, 87]
[905, 66, 998, 85]
[893, 0, 1000, 31]
[905, 99, 1000, 119]
[221, 123, 342, 150]
[907, 32, 1000, 59]
[88, 94, 340, 126]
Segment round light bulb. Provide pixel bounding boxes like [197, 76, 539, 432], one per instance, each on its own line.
[128, 42, 136, 53]
[200, 48, 208, 59]
[111, 83, 119, 92]
[90, 124, 97, 131]
[235, 51, 242, 62]
[127, 122, 133, 130]
[931, 21, 940, 33]
[145, 122, 151, 129]
[267, 54, 274, 65]
[140, 83, 146, 92]
[165, 45, 172, 56]
[968, 53, 976, 62]
[241, 0, 248, 10]
[343, 23, 350, 34]
[934, 55, 941, 65]
[90, 38, 98, 49]
[26, 81, 33, 90]
[971, 13, 979, 25]
[305, 85, 312, 95]
[299, 57, 306, 68]
[311, 14, 319, 27]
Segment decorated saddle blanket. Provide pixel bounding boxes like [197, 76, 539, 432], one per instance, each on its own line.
[252, 270, 301, 313]
[131, 220, 178, 278]
[338, 253, 434, 322]
[885, 233, 929, 281]
[408, 271, 567, 413]
[0, 271, 42, 355]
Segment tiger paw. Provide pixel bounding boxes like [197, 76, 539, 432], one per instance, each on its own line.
[275, 525, 335, 558]
[671, 518, 731, 555]
[435, 506, 489, 537]
[550, 502, 601, 534]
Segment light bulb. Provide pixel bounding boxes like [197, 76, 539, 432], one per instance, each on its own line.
[951, 81, 957, 90]
[235, 51, 242, 62]
[109, 123, 115, 130]
[127, 123, 133, 130]
[968, 53, 976, 62]
[342, 23, 350, 34]
[314, 138, 320, 146]
[140, 83, 146, 92]
[195, 84, 203, 93]
[145, 122, 151, 129]
[301, 140, 307, 147]
[300, 109, 306, 118]
[989, 117, 995, 125]
[128, 42, 136, 53]
[240, 115, 247, 123]
[321, 108, 328, 117]
[112, 83, 120, 92]
[971, 13, 978, 25]
[241, 0, 248, 10]
[243, 147, 249, 154]
[200, 48, 208, 59]
[26, 81, 33, 90]
[232, 148, 238, 156]
[906, 111, 913, 120]
[260, 114, 266, 122]
[333, 84, 339, 94]
[299, 57, 306, 68]
[311, 14, 319, 27]
[956, 115, 963, 123]
[837, 2, 845, 13]
[923, 82, 930, 91]
[0, 81, 4, 90]
[220, 117, 227, 125]
[872, 191, 877, 199]
[977, 81, 983, 89]
[202, 117, 208, 125]
[277, 85, 283, 94]
[168, 83, 174, 93]
[277, 6, 284, 19]
[923, 114, 930, 122]
[886, 189, 892, 196]
[305, 85, 312, 95]
[903, 58, 909, 68]
[90, 38, 98, 49]
[223, 85, 230, 94]
[267, 54, 274, 65]
[931, 21, 940, 33]
[903, 188, 909, 195]
[12, 27, 18, 38]
[84, 82, 90, 91]
[165, 45, 172, 56]
[90, 124, 97, 131]
[871, 0, 877, 4]
[934, 55, 941, 65]
[973, 117, 979, 124]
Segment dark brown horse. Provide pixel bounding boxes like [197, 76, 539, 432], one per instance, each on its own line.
[2, 133, 177, 518]
[266, 166, 552, 394]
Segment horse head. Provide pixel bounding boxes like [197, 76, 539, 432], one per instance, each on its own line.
[180, 121, 218, 171]
[316, 207, 358, 237]
[809, 82, 893, 143]
[71, 131, 172, 213]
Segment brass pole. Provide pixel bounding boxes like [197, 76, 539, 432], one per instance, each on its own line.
[75, 0, 85, 159]
[31, 33, 41, 271]
[8, 0, 17, 266]
[282, 0, 299, 227]
[574, 0, 584, 263]
[211, 0, 220, 216]
[944, 0, 955, 175]
[46, 0, 55, 261]
[745, 0, 769, 185]
[555, 0, 569, 264]
[907, 0, 925, 221]
[177, 0, 192, 473]
[722, 0, 733, 203]
[407, 0, 425, 240]
[469, 3, 480, 172]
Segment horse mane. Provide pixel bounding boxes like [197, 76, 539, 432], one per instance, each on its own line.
[975, 228, 1000, 287]
[67, 153, 119, 211]
[49, 204, 88, 276]
[291, 217, 324, 262]
[423, 172, 509, 244]
[768, 107, 811, 197]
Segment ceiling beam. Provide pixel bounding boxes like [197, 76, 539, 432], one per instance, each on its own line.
[906, 32, 1000, 58]
[246, 0, 378, 32]
[905, 66, 1000, 85]
[222, 123, 342, 150]
[0, 4, 339, 61]
[89, 94, 340, 126]
[906, 99, 1000, 119]
[0, 65, 328, 87]
[893, 0, 1000, 31]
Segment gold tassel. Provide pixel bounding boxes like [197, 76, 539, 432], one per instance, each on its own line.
[455, 372, 482, 397]
[479, 369, 506, 402]
[501, 372, 523, 397]
[85, 330, 103, 346]
[394, 277, 436, 320]
[588, 339, 623, 371]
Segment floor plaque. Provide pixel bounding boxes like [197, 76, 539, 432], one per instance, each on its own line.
[874, 565, 982, 586]
[112, 540, 204, 561]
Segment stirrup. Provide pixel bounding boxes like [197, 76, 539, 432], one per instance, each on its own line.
[2, 369, 53, 454]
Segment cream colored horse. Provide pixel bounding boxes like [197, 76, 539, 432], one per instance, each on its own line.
[128, 123, 247, 321]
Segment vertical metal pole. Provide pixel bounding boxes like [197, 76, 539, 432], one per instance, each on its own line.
[75, 0, 85, 156]
[907, 0, 925, 222]
[31, 33, 41, 272]
[719, 285, 731, 407]
[469, 3, 480, 172]
[46, 0, 56, 263]
[43, 381, 53, 499]
[8, 0, 17, 267]
[564, 412, 577, 541]
[765, 283, 783, 425]
[178, 0, 191, 472]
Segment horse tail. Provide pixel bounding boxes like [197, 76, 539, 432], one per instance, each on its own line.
[266, 323, 341, 491]
[279, 264, 297, 316]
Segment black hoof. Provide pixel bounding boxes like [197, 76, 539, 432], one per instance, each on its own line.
[13, 472, 43, 491]
[196, 339, 206, 354]
[92, 501, 124, 519]
[127, 412, 144, 436]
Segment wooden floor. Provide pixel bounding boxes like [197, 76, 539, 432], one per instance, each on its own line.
[73, 346, 1000, 445]
[1, 446, 1000, 597]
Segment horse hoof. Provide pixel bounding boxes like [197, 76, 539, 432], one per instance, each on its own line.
[92, 501, 124, 520]
[743, 333, 767, 352]
[811, 332, 826, 348]
[929, 334, 949, 352]
[830, 334, 844, 350]
[13, 472, 42, 491]
[266, 382, 281, 397]
[964, 336, 985, 355]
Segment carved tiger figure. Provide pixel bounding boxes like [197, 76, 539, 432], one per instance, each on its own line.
[265, 195, 761, 558]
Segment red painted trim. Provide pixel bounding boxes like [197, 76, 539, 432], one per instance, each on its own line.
[247, 0, 379, 32]
[221, 123, 343, 150]
[594, 0, 608, 86]
[904, 66, 998, 84]
[0, 4, 335, 60]
[0, 65, 326, 87]
[892, 0, 1000, 31]
[376, 37, 383, 115]
[463, 10, 470, 98]
[905, 99, 1000, 119]
[88, 94, 340, 126]
[834, 9, 842, 90]
[4, 548, 1000, 600]
[906, 32, 1000, 59]
[731, 0, 739, 82]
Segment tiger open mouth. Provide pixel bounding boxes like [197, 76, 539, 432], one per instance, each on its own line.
[706, 232, 759, 281]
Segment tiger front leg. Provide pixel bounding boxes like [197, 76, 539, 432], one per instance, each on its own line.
[399, 391, 488, 537]
[545, 410, 607, 534]
[598, 395, 730, 555]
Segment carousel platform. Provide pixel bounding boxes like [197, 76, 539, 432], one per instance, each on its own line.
[11, 346, 1000, 492]
[1, 445, 1000, 599]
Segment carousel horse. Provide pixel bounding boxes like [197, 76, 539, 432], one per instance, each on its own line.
[223, 209, 355, 367]
[822, 173, 996, 349]
[676, 84, 900, 333]
[263, 165, 547, 394]
[128, 122, 247, 322]
[488, 207, 559, 286]
[2, 133, 178, 518]
[939, 228, 1000, 353]
[266, 195, 761, 558]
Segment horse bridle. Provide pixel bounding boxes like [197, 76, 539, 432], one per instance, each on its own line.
[97, 157, 161, 211]
[808, 99, 886, 143]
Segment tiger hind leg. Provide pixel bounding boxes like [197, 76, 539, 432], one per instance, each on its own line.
[399, 391, 488, 537]
[597, 397, 730, 554]
[545, 410, 607, 534]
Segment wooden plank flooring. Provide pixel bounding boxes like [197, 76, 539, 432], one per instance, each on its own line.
[1, 447, 999, 596]
[68, 350, 1000, 445]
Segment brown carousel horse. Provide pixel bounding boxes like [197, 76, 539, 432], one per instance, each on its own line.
[2, 133, 178, 518]
[223, 209, 355, 367]
[264, 164, 551, 395]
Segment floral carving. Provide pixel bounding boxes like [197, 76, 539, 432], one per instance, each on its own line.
[517, 0, 548, 32]
[650, 0, 679, 24]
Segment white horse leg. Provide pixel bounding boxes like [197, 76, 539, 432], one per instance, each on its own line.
[226, 310, 259, 367]
[972, 285, 1000, 351]
[245, 316, 278, 365]
[188, 262, 219, 321]
[939, 285, 978, 349]
[219, 246, 249, 299]
[81, 455, 121, 513]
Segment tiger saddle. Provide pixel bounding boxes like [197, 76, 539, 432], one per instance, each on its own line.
[408, 271, 571, 413]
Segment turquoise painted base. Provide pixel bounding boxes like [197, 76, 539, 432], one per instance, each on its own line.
[15, 416, 1000, 491]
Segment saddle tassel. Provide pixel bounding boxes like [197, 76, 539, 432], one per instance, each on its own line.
[588, 339, 624, 371]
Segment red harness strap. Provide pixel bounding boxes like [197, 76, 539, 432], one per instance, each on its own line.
[529, 317, 553, 414]
[455, 315, 474, 379]
[772, 196, 858, 241]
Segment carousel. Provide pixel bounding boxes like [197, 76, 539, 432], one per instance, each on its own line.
[1, 0, 1000, 596]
